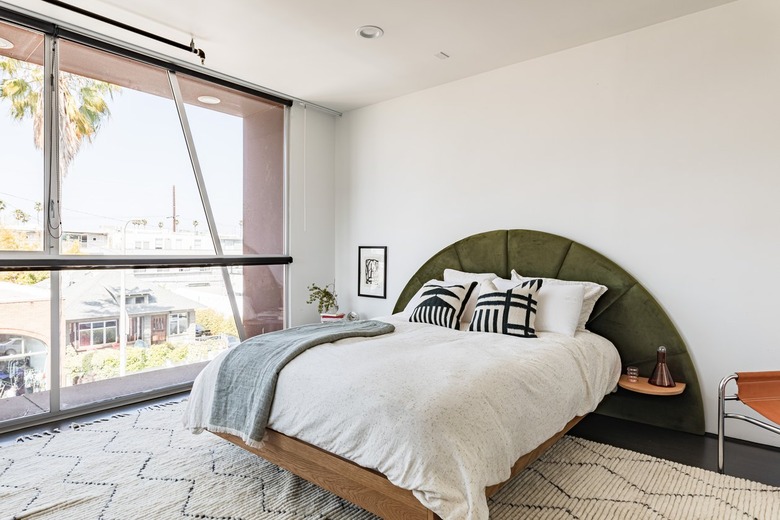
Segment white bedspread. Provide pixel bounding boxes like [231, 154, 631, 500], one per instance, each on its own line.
[184, 314, 621, 520]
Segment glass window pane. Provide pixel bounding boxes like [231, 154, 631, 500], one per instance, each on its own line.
[0, 270, 51, 423]
[0, 21, 45, 252]
[60, 267, 238, 410]
[177, 74, 285, 255]
[57, 41, 213, 256]
[241, 264, 285, 336]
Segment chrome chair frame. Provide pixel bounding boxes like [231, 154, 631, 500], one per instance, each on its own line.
[718, 373, 780, 473]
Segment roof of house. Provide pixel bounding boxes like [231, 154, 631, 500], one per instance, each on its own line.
[0, 281, 50, 304]
[55, 271, 204, 322]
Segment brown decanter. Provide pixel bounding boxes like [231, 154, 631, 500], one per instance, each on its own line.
[648, 346, 676, 387]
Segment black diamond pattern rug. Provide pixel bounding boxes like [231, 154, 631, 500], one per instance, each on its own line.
[1, 401, 778, 519]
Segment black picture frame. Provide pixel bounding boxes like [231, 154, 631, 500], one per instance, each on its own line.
[358, 246, 387, 298]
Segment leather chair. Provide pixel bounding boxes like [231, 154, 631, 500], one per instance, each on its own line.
[718, 371, 780, 472]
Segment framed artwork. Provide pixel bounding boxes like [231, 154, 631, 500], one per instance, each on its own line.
[358, 246, 387, 298]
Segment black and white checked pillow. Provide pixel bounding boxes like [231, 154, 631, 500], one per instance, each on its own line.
[409, 280, 478, 329]
[468, 278, 543, 338]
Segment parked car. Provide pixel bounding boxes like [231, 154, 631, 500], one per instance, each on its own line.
[0, 338, 22, 356]
[195, 324, 211, 337]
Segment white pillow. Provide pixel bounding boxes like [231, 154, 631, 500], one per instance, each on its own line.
[494, 277, 584, 336]
[443, 269, 498, 330]
[511, 270, 607, 331]
[468, 279, 541, 338]
[407, 279, 478, 329]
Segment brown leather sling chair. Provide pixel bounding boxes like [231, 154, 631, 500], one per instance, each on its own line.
[718, 371, 780, 473]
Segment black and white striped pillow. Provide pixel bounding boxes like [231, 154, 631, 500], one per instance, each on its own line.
[409, 280, 478, 329]
[468, 279, 542, 338]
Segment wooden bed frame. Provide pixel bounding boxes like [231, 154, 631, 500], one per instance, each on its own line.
[212, 415, 582, 519]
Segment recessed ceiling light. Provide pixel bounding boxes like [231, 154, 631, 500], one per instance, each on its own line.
[356, 25, 384, 39]
[197, 95, 220, 105]
[0, 37, 14, 50]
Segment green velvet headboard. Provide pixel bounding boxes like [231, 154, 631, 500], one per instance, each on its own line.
[393, 229, 704, 435]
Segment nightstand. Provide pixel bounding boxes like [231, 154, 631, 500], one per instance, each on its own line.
[618, 375, 686, 396]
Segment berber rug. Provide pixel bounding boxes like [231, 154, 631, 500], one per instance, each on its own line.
[1, 401, 778, 519]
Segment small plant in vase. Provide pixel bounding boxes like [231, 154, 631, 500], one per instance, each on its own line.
[307, 283, 344, 322]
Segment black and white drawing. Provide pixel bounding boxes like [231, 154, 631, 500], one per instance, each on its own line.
[358, 246, 387, 298]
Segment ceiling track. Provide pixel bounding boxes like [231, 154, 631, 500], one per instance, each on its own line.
[40, 0, 206, 64]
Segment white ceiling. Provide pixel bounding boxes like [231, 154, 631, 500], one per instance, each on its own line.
[3, 0, 734, 113]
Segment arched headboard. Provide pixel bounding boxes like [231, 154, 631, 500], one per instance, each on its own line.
[393, 229, 704, 435]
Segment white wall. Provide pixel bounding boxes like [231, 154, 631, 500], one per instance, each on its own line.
[335, 0, 780, 444]
[288, 104, 337, 326]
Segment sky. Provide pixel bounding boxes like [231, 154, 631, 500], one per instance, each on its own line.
[0, 80, 244, 242]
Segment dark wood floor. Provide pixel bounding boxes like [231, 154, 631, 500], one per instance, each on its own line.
[571, 413, 780, 487]
[2, 397, 779, 488]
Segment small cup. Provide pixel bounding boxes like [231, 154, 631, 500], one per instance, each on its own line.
[626, 366, 639, 383]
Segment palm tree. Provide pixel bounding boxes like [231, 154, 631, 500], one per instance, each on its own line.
[34, 201, 42, 224]
[0, 199, 5, 225]
[13, 209, 30, 224]
[0, 56, 118, 176]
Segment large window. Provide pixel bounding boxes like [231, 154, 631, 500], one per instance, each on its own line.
[0, 16, 290, 429]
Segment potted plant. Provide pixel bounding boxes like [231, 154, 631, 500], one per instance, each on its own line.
[307, 283, 344, 322]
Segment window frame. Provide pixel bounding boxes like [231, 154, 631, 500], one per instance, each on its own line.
[76, 320, 118, 347]
[0, 9, 293, 433]
[168, 312, 189, 336]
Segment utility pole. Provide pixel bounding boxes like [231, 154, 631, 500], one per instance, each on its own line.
[172, 185, 177, 232]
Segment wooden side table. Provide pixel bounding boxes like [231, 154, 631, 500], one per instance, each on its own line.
[618, 374, 686, 396]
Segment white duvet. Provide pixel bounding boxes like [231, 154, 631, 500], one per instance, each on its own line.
[184, 314, 621, 520]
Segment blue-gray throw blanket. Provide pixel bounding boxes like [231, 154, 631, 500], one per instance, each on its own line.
[208, 319, 395, 446]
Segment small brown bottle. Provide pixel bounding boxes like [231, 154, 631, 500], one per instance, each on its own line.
[648, 346, 676, 387]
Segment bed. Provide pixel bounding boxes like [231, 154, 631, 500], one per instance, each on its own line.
[184, 229, 704, 520]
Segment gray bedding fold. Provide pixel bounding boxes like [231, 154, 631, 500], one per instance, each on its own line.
[208, 319, 395, 445]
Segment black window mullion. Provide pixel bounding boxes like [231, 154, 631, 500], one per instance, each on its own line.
[0, 5, 55, 34]
[0, 255, 293, 272]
